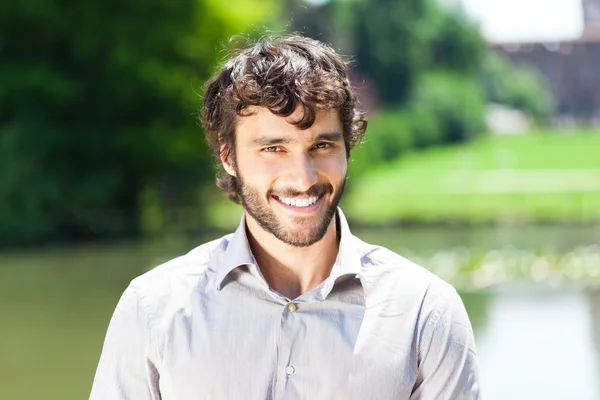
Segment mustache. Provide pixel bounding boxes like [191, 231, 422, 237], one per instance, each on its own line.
[269, 183, 332, 198]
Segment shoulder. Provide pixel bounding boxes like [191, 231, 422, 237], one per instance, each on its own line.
[128, 234, 233, 320]
[353, 235, 462, 317]
[353, 235, 445, 289]
[353, 235, 472, 346]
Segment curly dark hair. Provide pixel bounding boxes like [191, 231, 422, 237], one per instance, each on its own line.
[200, 34, 367, 204]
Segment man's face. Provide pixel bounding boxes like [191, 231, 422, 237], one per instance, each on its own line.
[223, 106, 347, 247]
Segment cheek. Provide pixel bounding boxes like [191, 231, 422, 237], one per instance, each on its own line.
[258, 163, 282, 186]
[318, 154, 347, 180]
[239, 158, 280, 188]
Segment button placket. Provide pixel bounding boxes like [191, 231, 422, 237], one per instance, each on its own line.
[273, 300, 301, 398]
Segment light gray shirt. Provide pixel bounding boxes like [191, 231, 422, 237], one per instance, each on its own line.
[90, 209, 481, 399]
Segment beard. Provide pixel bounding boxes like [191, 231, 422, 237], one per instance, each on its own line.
[234, 168, 346, 248]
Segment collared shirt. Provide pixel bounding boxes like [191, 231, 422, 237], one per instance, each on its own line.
[90, 209, 481, 400]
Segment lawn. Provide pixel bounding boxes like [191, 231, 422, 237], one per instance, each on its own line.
[343, 131, 600, 224]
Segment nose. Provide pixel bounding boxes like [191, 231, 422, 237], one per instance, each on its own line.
[288, 152, 318, 192]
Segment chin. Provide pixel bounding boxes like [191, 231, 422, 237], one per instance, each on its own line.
[275, 213, 334, 247]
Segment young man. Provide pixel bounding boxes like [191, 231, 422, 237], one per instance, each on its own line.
[90, 35, 481, 399]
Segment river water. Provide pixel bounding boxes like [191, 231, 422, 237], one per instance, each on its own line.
[0, 224, 598, 399]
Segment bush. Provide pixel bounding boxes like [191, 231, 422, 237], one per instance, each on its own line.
[349, 72, 486, 179]
[349, 108, 441, 179]
[410, 72, 486, 143]
[0, 0, 280, 246]
[349, 109, 411, 179]
[480, 52, 553, 122]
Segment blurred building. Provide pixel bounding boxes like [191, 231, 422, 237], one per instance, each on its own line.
[493, 0, 600, 123]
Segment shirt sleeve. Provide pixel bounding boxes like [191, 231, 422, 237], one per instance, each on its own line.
[89, 283, 161, 400]
[410, 286, 482, 400]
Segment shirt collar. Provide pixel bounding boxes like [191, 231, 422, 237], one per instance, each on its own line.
[216, 213, 257, 290]
[329, 208, 364, 282]
[215, 207, 364, 291]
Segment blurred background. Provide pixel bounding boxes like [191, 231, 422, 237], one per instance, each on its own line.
[1, 0, 599, 398]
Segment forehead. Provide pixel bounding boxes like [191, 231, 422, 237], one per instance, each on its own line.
[235, 106, 343, 142]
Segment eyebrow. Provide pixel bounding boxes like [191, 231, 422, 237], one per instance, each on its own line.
[251, 131, 343, 147]
[314, 131, 343, 142]
[251, 136, 293, 147]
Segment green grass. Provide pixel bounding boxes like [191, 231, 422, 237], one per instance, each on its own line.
[344, 131, 600, 224]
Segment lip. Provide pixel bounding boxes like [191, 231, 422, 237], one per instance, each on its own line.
[271, 193, 325, 214]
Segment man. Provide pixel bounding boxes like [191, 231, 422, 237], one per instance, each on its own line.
[90, 35, 481, 399]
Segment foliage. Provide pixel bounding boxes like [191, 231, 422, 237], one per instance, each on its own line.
[480, 51, 553, 121]
[329, 0, 489, 176]
[349, 0, 434, 105]
[349, 110, 415, 178]
[427, 8, 485, 75]
[411, 72, 486, 143]
[349, 72, 485, 179]
[0, 0, 279, 245]
[333, 0, 485, 105]
[330, 0, 551, 166]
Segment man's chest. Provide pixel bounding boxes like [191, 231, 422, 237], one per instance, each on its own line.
[154, 289, 420, 400]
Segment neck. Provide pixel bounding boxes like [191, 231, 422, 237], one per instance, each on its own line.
[245, 214, 339, 300]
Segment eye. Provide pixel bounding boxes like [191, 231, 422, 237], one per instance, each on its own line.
[313, 142, 333, 150]
[262, 146, 281, 153]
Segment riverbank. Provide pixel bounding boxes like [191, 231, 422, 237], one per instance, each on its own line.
[343, 131, 600, 224]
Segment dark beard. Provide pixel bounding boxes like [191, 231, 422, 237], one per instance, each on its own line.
[234, 169, 346, 247]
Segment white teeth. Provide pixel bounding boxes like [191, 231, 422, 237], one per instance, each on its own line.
[277, 195, 319, 207]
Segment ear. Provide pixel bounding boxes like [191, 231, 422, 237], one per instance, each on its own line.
[220, 147, 236, 177]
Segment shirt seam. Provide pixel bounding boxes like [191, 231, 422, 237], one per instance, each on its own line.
[130, 281, 159, 367]
[418, 284, 452, 361]
[420, 286, 477, 360]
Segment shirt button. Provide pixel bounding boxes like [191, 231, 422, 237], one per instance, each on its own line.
[286, 365, 295, 375]
[288, 303, 297, 312]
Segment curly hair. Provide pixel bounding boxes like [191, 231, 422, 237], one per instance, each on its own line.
[200, 34, 367, 204]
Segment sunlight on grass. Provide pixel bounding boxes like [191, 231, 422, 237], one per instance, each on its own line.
[345, 132, 600, 223]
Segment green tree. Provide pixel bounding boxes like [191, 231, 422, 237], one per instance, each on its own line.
[0, 0, 279, 245]
[349, 0, 433, 105]
[332, 0, 484, 106]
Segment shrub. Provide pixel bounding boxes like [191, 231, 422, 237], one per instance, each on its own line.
[349, 109, 414, 179]
[480, 52, 553, 122]
[410, 71, 486, 143]
[349, 71, 486, 179]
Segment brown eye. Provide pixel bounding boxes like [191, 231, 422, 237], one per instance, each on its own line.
[263, 146, 280, 153]
[314, 142, 332, 149]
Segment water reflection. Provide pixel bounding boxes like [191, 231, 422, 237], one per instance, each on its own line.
[474, 288, 600, 400]
[459, 291, 491, 336]
[589, 289, 600, 385]
[356, 224, 600, 255]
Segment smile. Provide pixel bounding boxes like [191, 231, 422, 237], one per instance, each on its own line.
[272, 194, 323, 210]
